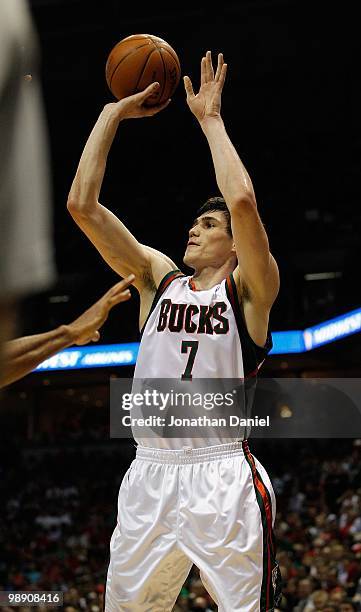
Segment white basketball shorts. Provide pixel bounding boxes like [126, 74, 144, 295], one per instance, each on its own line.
[104, 440, 281, 612]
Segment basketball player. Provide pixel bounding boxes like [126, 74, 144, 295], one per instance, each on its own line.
[68, 52, 281, 611]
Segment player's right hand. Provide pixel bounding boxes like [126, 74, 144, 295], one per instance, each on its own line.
[104, 83, 171, 120]
[66, 274, 135, 346]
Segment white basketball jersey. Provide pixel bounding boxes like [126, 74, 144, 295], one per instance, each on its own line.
[133, 271, 272, 449]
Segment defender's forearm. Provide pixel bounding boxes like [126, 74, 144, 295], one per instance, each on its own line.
[68, 107, 121, 210]
[0, 326, 75, 388]
[201, 117, 256, 209]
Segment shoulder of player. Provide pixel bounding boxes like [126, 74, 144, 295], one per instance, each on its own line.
[138, 263, 184, 332]
[140, 244, 183, 289]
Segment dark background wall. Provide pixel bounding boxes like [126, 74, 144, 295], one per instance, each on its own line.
[23, 0, 361, 348]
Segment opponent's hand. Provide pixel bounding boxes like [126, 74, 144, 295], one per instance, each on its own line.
[183, 51, 227, 124]
[67, 275, 134, 346]
[105, 83, 171, 120]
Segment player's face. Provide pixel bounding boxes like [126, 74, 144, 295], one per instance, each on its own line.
[183, 211, 235, 269]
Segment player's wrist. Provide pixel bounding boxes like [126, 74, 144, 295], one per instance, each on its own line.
[101, 103, 125, 125]
[58, 324, 77, 347]
[199, 114, 224, 133]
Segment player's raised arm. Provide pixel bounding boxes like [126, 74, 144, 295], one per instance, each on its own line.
[184, 52, 279, 307]
[67, 84, 172, 291]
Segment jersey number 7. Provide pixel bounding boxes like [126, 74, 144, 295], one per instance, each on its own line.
[181, 340, 199, 380]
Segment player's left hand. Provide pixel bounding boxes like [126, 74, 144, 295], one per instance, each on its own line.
[183, 51, 227, 124]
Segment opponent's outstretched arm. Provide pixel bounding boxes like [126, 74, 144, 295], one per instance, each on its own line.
[184, 52, 279, 307]
[0, 276, 133, 388]
[67, 84, 174, 291]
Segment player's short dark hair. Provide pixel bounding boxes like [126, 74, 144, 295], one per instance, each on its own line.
[196, 197, 232, 237]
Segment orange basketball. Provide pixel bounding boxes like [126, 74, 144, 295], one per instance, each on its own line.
[105, 34, 181, 106]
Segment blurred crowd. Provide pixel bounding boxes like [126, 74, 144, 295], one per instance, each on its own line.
[0, 431, 361, 611]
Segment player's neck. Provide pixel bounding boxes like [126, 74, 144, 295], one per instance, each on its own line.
[191, 262, 235, 290]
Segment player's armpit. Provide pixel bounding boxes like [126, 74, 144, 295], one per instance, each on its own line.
[137, 248, 181, 331]
[142, 244, 180, 287]
[233, 255, 279, 308]
[232, 267, 273, 347]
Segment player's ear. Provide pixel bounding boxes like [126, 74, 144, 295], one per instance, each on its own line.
[231, 241, 236, 253]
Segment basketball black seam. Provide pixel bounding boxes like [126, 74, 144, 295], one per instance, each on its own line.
[161, 47, 181, 91]
[161, 45, 181, 72]
[158, 49, 167, 102]
[109, 42, 151, 90]
[149, 38, 177, 102]
[134, 47, 157, 94]
[148, 35, 180, 70]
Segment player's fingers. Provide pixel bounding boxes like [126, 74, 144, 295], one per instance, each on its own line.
[217, 63, 228, 90]
[91, 331, 100, 342]
[116, 274, 135, 291]
[109, 289, 131, 306]
[206, 50, 214, 81]
[106, 275, 135, 299]
[200, 56, 207, 85]
[101, 275, 134, 310]
[139, 82, 160, 101]
[146, 98, 172, 116]
[215, 53, 224, 81]
[183, 76, 195, 98]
